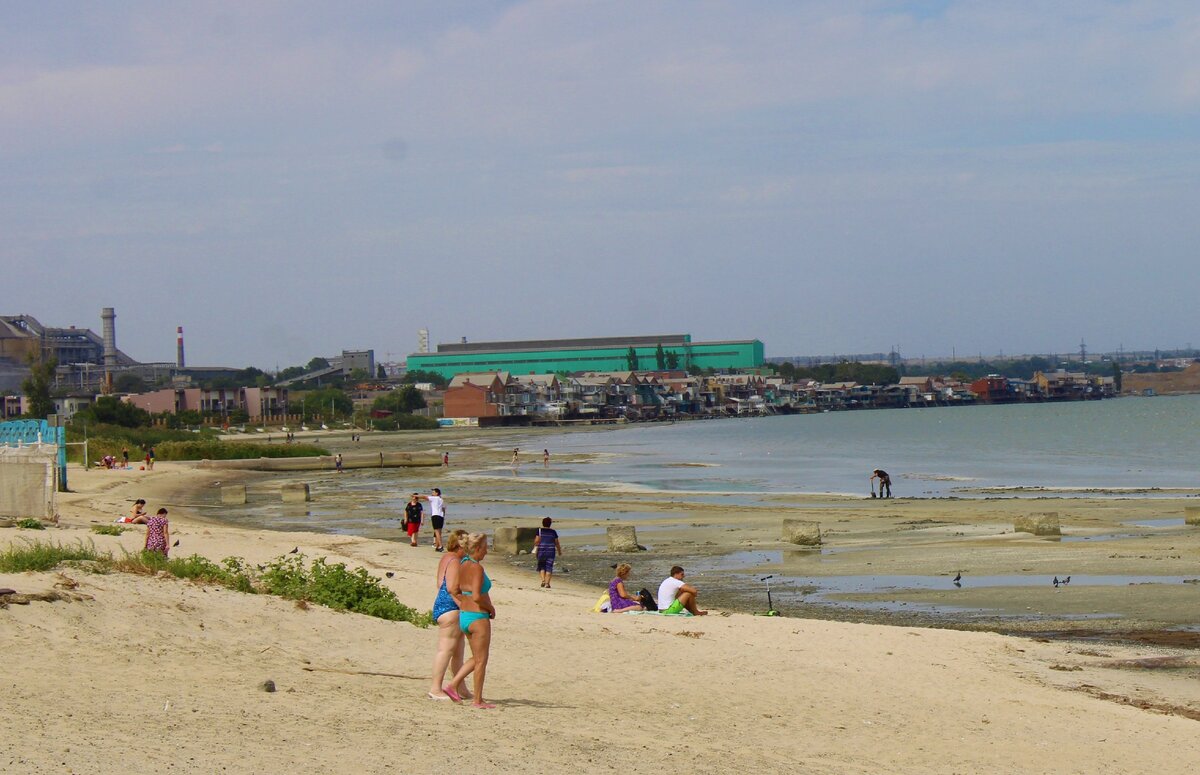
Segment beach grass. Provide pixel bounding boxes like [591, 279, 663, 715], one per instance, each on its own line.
[0, 538, 105, 572]
[90, 524, 128, 536]
[1, 539, 426, 625]
[15, 518, 46, 530]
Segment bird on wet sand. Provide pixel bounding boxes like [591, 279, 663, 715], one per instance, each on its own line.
[1053, 576, 1060, 587]
[288, 547, 299, 554]
[172, 539, 180, 547]
[1062, 576, 1071, 585]
[953, 571, 962, 587]
[385, 571, 394, 578]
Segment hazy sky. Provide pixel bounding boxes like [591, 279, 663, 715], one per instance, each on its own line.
[4, 1, 1199, 368]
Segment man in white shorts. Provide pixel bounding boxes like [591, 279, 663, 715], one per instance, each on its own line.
[657, 566, 707, 615]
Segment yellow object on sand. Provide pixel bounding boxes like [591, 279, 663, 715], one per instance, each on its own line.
[591, 592, 609, 613]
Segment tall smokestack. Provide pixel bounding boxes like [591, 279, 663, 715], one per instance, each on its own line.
[101, 307, 117, 371]
[176, 326, 186, 368]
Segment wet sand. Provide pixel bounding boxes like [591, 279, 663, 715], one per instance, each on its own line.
[206, 426, 1200, 641]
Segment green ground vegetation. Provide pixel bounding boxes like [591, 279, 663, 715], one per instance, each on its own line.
[0, 539, 429, 626]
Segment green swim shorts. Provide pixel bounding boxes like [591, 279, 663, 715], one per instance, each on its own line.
[662, 599, 686, 615]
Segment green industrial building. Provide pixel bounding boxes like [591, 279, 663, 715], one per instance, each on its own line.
[407, 334, 764, 378]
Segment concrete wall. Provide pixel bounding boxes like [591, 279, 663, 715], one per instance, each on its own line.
[0, 446, 56, 518]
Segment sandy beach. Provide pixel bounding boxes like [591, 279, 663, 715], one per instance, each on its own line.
[3, 433, 1200, 774]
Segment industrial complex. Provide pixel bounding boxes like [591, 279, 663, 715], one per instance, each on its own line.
[406, 334, 765, 378]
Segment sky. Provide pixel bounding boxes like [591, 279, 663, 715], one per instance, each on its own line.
[3, 1, 1200, 368]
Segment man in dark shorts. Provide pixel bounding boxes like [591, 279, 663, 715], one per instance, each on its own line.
[870, 469, 892, 498]
[420, 487, 446, 551]
[404, 492, 423, 546]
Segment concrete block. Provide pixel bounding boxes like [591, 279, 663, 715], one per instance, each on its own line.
[281, 482, 311, 503]
[1013, 511, 1061, 536]
[1185, 506, 1200, 526]
[782, 519, 822, 546]
[220, 484, 247, 505]
[493, 526, 539, 555]
[606, 525, 644, 552]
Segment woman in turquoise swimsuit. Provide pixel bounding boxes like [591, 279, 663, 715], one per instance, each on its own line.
[428, 529, 470, 702]
[448, 532, 497, 709]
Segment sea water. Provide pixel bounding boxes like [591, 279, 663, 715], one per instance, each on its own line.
[528, 395, 1200, 498]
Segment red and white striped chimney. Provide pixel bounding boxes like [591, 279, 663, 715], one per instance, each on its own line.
[176, 326, 186, 368]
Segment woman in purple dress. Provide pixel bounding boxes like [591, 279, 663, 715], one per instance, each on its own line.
[608, 563, 642, 612]
[144, 508, 170, 558]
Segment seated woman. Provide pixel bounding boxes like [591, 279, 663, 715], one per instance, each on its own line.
[117, 499, 149, 524]
[608, 563, 643, 613]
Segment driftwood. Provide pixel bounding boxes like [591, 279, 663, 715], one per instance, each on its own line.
[0, 589, 92, 608]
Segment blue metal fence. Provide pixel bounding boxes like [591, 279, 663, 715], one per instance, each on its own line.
[0, 419, 68, 491]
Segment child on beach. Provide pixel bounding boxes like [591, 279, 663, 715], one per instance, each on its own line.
[144, 509, 170, 558]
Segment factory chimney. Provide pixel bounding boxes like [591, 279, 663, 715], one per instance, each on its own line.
[176, 326, 186, 368]
[101, 307, 117, 394]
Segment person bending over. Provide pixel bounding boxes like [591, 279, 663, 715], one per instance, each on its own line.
[870, 469, 892, 498]
[657, 566, 706, 616]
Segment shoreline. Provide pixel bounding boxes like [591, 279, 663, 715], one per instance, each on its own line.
[4, 449, 1200, 772]
[110, 430, 1200, 642]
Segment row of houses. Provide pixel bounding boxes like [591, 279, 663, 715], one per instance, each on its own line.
[0, 386, 291, 423]
[440, 369, 1118, 424]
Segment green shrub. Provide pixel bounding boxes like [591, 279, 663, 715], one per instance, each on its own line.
[91, 524, 128, 536]
[260, 554, 431, 626]
[0, 539, 106, 572]
[15, 518, 45, 530]
[370, 414, 439, 431]
[153, 440, 329, 461]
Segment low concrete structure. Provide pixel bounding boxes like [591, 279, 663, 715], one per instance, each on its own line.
[1013, 512, 1061, 536]
[782, 519, 822, 546]
[197, 452, 440, 471]
[281, 483, 310, 503]
[1185, 506, 1200, 526]
[493, 526, 539, 555]
[220, 484, 247, 505]
[606, 525, 644, 552]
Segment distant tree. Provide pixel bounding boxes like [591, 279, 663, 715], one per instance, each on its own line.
[626, 347, 639, 371]
[347, 368, 369, 384]
[377, 364, 387, 380]
[113, 373, 147, 393]
[306, 357, 330, 372]
[655, 343, 667, 370]
[1112, 362, 1123, 392]
[71, 395, 151, 428]
[234, 366, 265, 386]
[277, 366, 306, 381]
[402, 369, 448, 388]
[664, 350, 680, 370]
[373, 385, 426, 414]
[299, 387, 353, 421]
[20, 353, 57, 419]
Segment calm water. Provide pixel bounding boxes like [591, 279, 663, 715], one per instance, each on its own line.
[528, 395, 1200, 497]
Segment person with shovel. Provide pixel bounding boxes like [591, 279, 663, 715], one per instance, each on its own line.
[870, 469, 892, 498]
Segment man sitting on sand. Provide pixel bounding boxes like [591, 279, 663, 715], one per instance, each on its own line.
[657, 566, 707, 616]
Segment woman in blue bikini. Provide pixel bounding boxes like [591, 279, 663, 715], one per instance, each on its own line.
[428, 529, 470, 702]
[447, 532, 497, 709]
